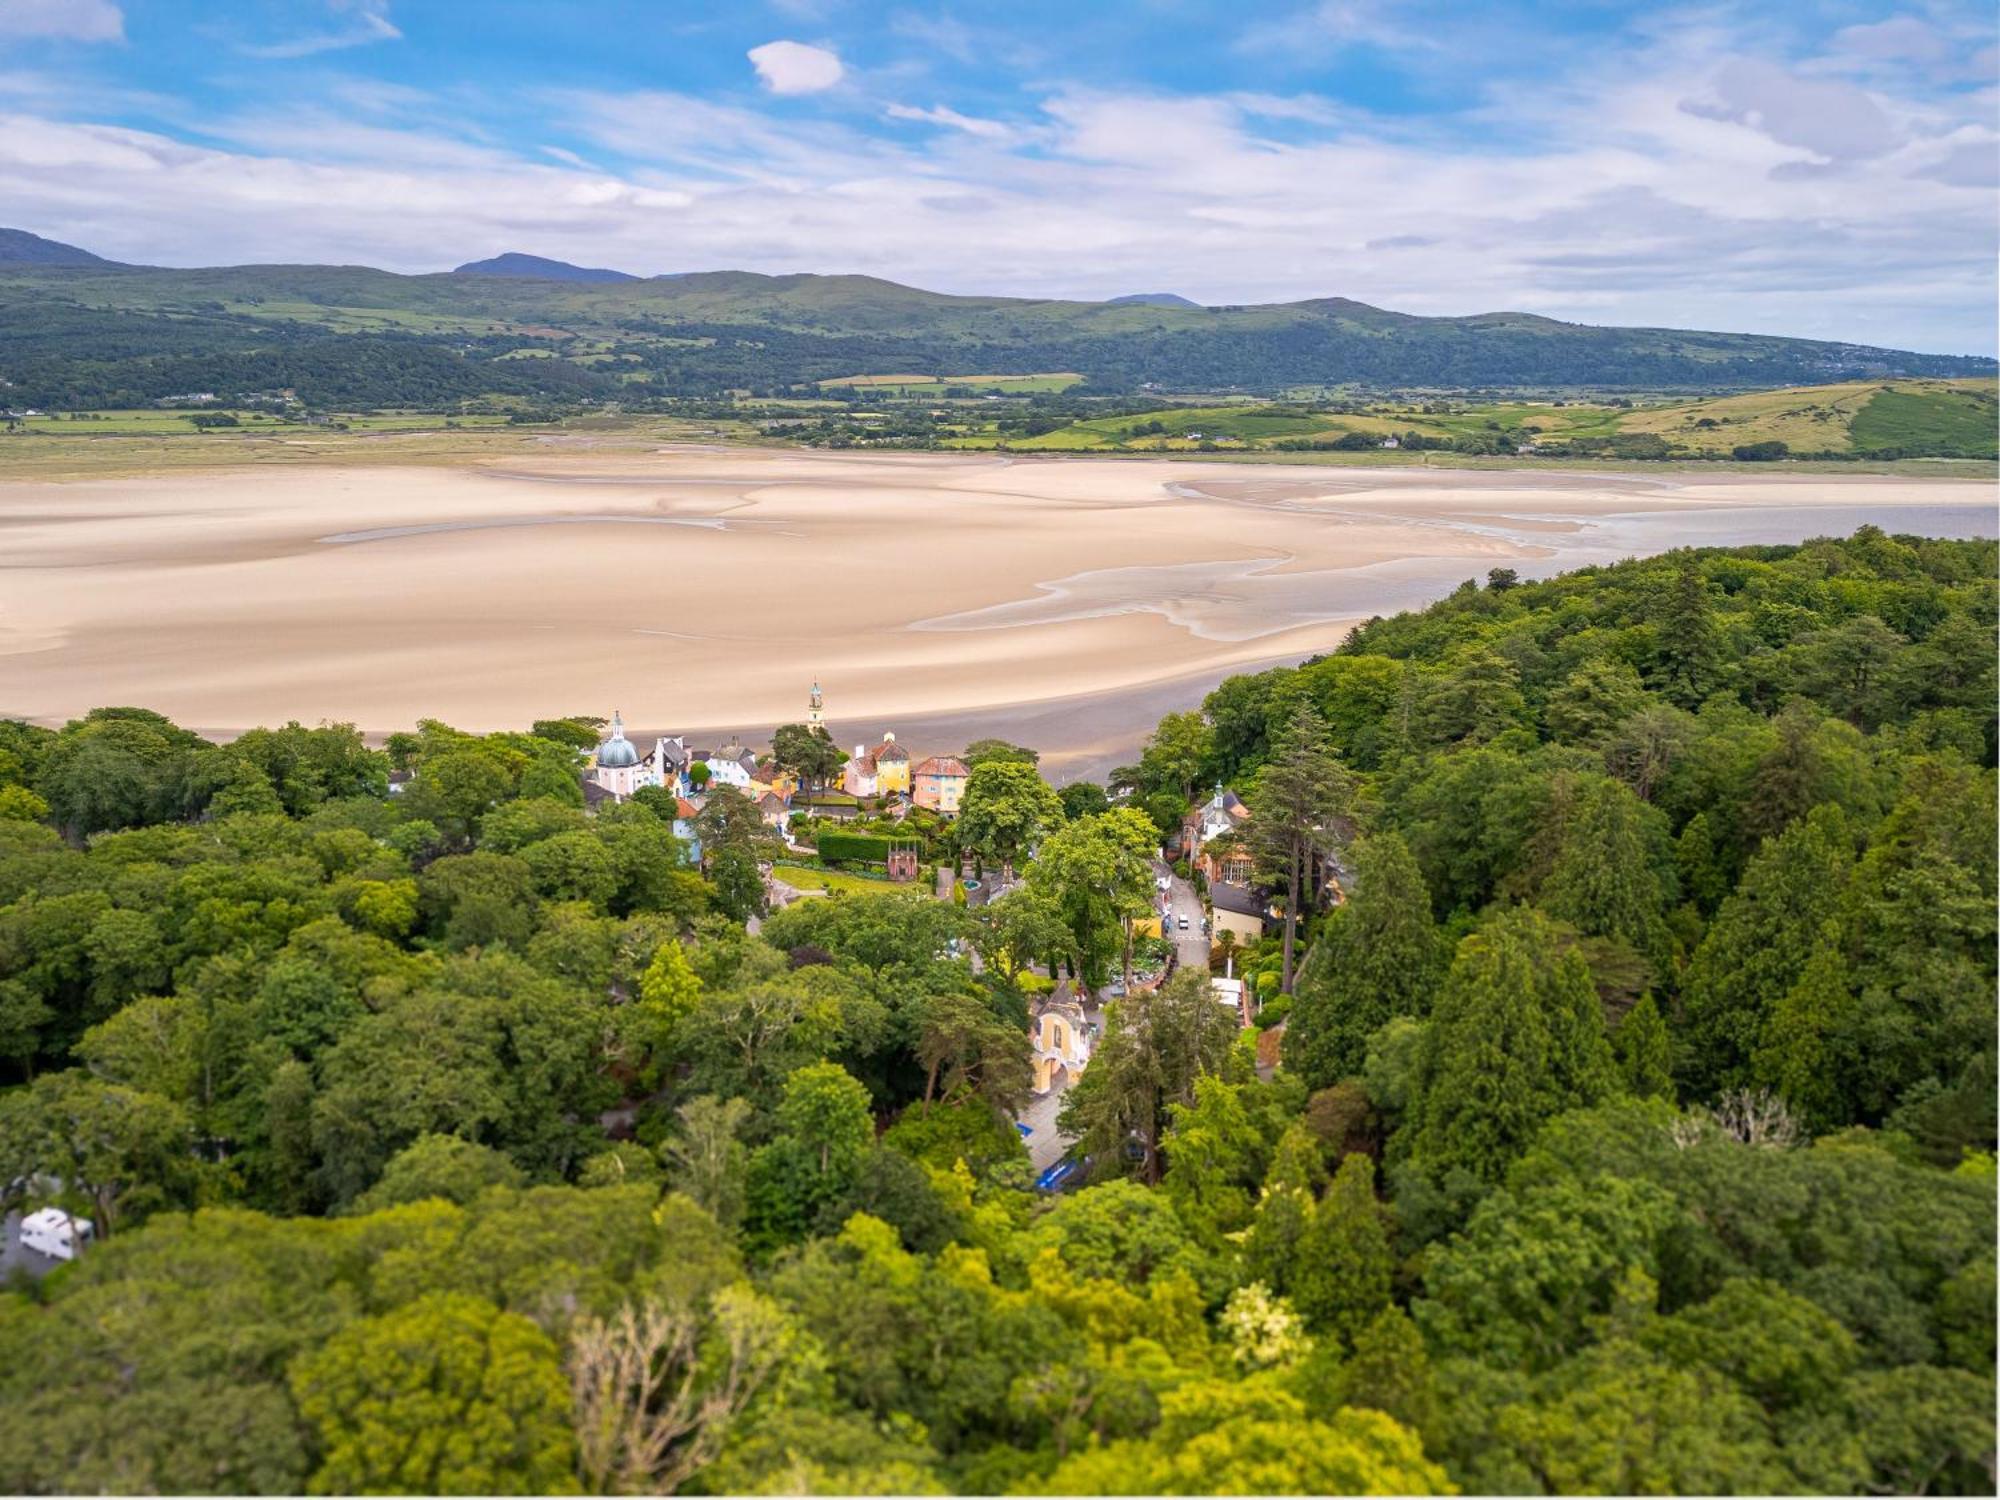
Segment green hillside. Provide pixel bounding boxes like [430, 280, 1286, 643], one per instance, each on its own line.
[0, 236, 1991, 409]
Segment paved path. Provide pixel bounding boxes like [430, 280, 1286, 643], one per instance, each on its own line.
[1016, 1083, 1072, 1173]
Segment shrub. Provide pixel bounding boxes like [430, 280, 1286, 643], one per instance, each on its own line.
[816, 830, 895, 864]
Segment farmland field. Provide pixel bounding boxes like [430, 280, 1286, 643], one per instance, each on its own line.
[817, 371, 1082, 393]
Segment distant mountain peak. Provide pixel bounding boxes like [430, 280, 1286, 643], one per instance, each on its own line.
[0, 227, 124, 268]
[452, 252, 638, 284]
[1108, 292, 1199, 308]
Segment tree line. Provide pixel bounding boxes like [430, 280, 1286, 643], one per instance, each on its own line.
[0, 524, 1992, 1493]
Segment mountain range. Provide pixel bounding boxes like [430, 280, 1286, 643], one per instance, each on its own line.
[0, 227, 1991, 408]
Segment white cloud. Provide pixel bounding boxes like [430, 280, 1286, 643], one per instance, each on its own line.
[239, 0, 401, 60]
[0, 0, 122, 43]
[884, 102, 1010, 139]
[1682, 59, 1900, 160]
[747, 40, 844, 96]
[0, 16, 1991, 355]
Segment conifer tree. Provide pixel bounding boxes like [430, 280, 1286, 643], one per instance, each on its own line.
[1615, 994, 1675, 1100]
[1681, 805, 1853, 1097]
[1244, 707, 1352, 993]
[1340, 1306, 1438, 1438]
[1542, 777, 1670, 965]
[1751, 921, 1852, 1132]
[1292, 1152, 1394, 1349]
[1286, 833, 1443, 1090]
[1545, 945, 1623, 1109]
[1406, 909, 1557, 1185]
[1653, 551, 1720, 708]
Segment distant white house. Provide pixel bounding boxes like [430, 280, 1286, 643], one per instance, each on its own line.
[696, 739, 757, 790]
[20, 1207, 93, 1261]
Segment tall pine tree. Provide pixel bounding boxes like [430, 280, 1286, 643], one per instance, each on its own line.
[1292, 1152, 1394, 1349]
[1680, 805, 1854, 1098]
[1286, 833, 1443, 1090]
[1406, 906, 1619, 1185]
[1245, 706, 1353, 993]
[1653, 551, 1720, 709]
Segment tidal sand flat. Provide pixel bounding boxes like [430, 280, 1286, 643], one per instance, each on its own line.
[0, 448, 1990, 774]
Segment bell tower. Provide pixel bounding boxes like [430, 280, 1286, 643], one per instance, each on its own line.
[808, 679, 824, 730]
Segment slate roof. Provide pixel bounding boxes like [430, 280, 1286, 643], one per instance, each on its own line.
[1209, 881, 1270, 917]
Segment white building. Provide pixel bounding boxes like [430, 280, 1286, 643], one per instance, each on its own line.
[697, 740, 757, 790]
[590, 712, 649, 800]
[844, 742, 879, 798]
[587, 714, 693, 803]
[20, 1207, 93, 1261]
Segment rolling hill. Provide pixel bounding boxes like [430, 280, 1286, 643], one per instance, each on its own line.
[0, 227, 126, 269]
[0, 226, 1991, 408]
[452, 252, 638, 284]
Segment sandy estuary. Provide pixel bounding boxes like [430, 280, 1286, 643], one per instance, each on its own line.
[0, 447, 1992, 779]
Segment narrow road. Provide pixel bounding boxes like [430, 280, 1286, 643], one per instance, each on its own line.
[1163, 864, 1210, 975]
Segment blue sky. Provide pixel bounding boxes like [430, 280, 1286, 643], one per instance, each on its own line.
[1, 0, 1995, 351]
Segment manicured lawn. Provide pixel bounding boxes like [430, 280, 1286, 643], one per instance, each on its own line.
[773, 864, 921, 896]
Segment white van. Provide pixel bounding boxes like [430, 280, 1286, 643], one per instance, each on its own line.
[19, 1207, 93, 1261]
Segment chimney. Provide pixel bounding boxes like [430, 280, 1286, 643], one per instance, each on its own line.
[854, 743, 865, 758]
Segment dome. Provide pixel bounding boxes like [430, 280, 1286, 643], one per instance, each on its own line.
[597, 712, 641, 769]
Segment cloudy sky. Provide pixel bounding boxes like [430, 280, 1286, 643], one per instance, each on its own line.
[2, 0, 1995, 352]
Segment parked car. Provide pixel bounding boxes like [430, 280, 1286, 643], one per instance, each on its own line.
[1177, 914, 1190, 930]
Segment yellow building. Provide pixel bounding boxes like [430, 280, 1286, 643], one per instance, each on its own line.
[1030, 990, 1093, 1093]
[867, 733, 912, 796]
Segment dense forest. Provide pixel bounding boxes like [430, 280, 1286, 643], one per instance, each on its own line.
[0, 528, 1993, 1495]
[0, 298, 612, 409]
[2, 250, 1993, 406]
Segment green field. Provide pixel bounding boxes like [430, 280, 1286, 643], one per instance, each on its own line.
[1610, 378, 1997, 456]
[922, 379, 1998, 460]
[818, 371, 1082, 394]
[1849, 383, 1998, 453]
[773, 864, 919, 897]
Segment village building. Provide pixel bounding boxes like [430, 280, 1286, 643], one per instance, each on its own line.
[1182, 785, 1254, 884]
[19, 1207, 92, 1262]
[843, 743, 879, 798]
[1209, 881, 1272, 946]
[911, 754, 970, 813]
[1212, 972, 1250, 1026]
[1029, 985, 1094, 1094]
[753, 789, 792, 837]
[866, 732, 912, 796]
[589, 712, 650, 800]
[673, 796, 703, 860]
[695, 739, 757, 790]
[588, 716, 695, 803]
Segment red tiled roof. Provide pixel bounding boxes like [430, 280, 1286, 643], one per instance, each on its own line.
[913, 755, 970, 778]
